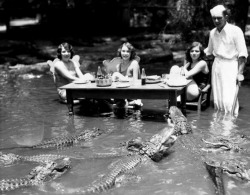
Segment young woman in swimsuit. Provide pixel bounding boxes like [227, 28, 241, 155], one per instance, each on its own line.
[116, 42, 140, 80]
[183, 42, 209, 101]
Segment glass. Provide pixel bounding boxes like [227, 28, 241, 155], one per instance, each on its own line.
[90, 72, 96, 82]
[90, 72, 96, 78]
[141, 68, 146, 85]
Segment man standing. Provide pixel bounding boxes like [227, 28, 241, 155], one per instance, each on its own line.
[206, 5, 248, 115]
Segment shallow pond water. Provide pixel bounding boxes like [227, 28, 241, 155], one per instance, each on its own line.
[0, 71, 250, 195]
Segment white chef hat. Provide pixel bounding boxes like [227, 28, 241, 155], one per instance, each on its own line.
[210, 5, 226, 16]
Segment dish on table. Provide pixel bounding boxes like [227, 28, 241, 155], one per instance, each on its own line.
[119, 79, 130, 82]
[165, 76, 188, 87]
[145, 75, 162, 84]
[96, 78, 112, 87]
[116, 83, 130, 88]
[146, 75, 161, 80]
[73, 80, 88, 84]
[145, 79, 161, 84]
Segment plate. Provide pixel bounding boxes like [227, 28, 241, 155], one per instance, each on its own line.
[119, 79, 130, 82]
[146, 79, 162, 84]
[116, 83, 130, 88]
[147, 75, 161, 80]
[73, 80, 88, 84]
[165, 79, 187, 87]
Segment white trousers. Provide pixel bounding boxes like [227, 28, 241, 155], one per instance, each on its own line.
[212, 57, 239, 115]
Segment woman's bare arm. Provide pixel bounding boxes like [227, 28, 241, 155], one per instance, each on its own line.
[54, 61, 79, 81]
[72, 60, 85, 79]
[185, 60, 208, 79]
[131, 60, 140, 79]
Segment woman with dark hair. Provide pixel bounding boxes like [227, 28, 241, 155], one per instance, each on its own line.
[182, 42, 209, 101]
[54, 42, 92, 101]
[116, 42, 140, 80]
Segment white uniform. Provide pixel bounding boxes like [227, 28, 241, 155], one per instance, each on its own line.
[206, 22, 248, 114]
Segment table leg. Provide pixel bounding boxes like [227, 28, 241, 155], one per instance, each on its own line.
[169, 91, 177, 107]
[181, 88, 187, 116]
[66, 90, 74, 115]
[167, 91, 177, 118]
[165, 99, 170, 117]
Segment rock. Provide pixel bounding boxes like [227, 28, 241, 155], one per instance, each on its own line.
[8, 62, 49, 74]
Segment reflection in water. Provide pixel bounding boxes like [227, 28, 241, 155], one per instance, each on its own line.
[0, 73, 250, 194]
[10, 123, 45, 146]
[209, 111, 238, 136]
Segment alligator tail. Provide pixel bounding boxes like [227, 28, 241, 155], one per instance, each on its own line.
[0, 177, 31, 192]
[0, 146, 33, 150]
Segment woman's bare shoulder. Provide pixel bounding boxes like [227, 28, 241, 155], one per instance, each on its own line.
[197, 60, 208, 67]
[199, 60, 209, 73]
[54, 60, 64, 68]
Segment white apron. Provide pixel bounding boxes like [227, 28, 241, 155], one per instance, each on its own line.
[212, 57, 239, 115]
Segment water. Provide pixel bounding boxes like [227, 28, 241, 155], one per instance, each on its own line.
[0, 71, 250, 195]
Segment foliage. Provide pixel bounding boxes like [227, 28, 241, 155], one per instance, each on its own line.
[165, 0, 248, 44]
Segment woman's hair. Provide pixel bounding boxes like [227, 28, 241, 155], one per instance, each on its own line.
[117, 42, 137, 60]
[57, 42, 74, 60]
[185, 42, 205, 63]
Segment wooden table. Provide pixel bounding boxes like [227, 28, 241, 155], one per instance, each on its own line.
[60, 80, 190, 115]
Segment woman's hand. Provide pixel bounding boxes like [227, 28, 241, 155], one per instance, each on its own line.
[180, 67, 185, 76]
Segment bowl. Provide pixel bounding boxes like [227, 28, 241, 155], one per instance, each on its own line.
[96, 78, 112, 87]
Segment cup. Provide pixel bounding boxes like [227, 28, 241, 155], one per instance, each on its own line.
[90, 72, 96, 82]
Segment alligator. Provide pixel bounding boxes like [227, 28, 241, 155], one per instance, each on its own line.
[0, 157, 71, 192]
[205, 157, 250, 181]
[167, 106, 250, 195]
[0, 151, 76, 166]
[1, 127, 106, 150]
[50, 126, 177, 194]
[168, 106, 193, 135]
[205, 159, 225, 195]
[202, 136, 249, 153]
[0, 151, 123, 166]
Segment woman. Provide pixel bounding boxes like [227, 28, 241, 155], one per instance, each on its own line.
[183, 42, 209, 101]
[54, 42, 91, 101]
[54, 42, 112, 113]
[116, 42, 140, 80]
[114, 42, 142, 109]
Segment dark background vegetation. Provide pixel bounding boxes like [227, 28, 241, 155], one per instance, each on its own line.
[0, 0, 249, 72]
[0, 0, 248, 40]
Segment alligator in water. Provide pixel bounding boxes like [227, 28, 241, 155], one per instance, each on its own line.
[0, 151, 85, 166]
[205, 155, 250, 195]
[167, 106, 250, 195]
[0, 150, 126, 167]
[202, 135, 250, 153]
[0, 157, 71, 192]
[1, 127, 107, 150]
[51, 126, 177, 194]
[168, 106, 193, 136]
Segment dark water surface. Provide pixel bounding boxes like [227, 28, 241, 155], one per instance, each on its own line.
[0, 71, 250, 195]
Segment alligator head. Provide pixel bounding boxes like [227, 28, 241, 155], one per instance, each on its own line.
[126, 127, 177, 162]
[75, 127, 104, 142]
[28, 157, 71, 184]
[202, 137, 243, 153]
[205, 158, 250, 181]
[0, 157, 71, 192]
[168, 106, 192, 136]
[0, 151, 20, 165]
